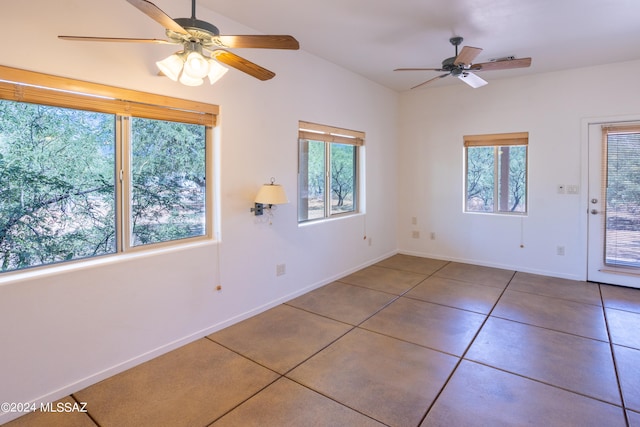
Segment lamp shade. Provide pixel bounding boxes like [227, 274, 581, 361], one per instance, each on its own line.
[156, 53, 184, 81]
[183, 51, 210, 79]
[255, 184, 289, 205]
[207, 60, 229, 84]
[179, 72, 204, 86]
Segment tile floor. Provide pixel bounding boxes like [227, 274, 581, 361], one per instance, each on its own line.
[5, 254, 640, 427]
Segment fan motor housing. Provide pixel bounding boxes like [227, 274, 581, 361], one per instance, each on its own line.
[174, 18, 220, 36]
[441, 57, 456, 71]
[167, 18, 221, 44]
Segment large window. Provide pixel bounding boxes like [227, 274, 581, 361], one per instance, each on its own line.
[464, 132, 528, 214]
[0, 66, 217, 273]
[298, 121, 364, 222]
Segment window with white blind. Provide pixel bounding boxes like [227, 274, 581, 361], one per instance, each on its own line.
[0, 65, 217, 273]
[298, 121, 364, 222]
[602, 125, 640, 269]
[464, 132, 528, 214]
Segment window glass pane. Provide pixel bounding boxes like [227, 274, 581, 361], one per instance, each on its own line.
[466, 146, 495, 212]
[605, 131, 640, 268]
[498, 145, 527, 213]
[330, 143, 356, 215]
[298, 139, 325, 221]
[130, 117, 206, 246]
[0, 100, 116, 272]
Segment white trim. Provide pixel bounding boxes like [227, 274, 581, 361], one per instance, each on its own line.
[398, 249, 584, 282]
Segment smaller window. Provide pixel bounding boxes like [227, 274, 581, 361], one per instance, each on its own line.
[129, 117, 207, 247]
[464, 132, 528, 214]
[298, 121, 364, 223]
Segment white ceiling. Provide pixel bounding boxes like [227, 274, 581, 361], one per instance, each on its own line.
[197, 0, 640, 92]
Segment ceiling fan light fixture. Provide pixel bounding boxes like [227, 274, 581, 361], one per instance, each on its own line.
[178, 71, 204, 86]
[207, 59, 228, 84]
[183, 50, 210, 79]
[156, 52, 185, 81]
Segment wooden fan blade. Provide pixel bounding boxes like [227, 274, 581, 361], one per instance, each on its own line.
[126, 0, 189, 35]
[470, 57, 532, 71]
[210, 50, 275, 81]
[58, 36, 175, 44]
[394, 67, 444, 71]
[216, 35, 299, 50]
[454, 46, 482, 66]
[411, 73, 449, 90]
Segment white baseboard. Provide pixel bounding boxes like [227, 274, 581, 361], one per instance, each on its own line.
[398, 249, 585, 281]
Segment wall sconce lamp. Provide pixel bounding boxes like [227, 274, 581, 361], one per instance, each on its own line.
[251, 178, 289, 216]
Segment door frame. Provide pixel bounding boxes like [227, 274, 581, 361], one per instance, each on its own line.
[582, 114, 640, 287]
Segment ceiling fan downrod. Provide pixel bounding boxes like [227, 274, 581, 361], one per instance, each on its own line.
[450, 36, 463, 57]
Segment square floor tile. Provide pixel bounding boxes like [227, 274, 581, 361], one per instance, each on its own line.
[3, 396, 96, 427]
[614, 345, 640, 412]
[288, 328, 458, 427]
[375, 254, 448, 276]
[434, 262, 514, 289]
[74, 339, 279, 427]
[628, 410, 640, 427]
[422, 360, 626, 427]
[606, 308, 640, 349]
[602, 284, 640, 314]
[361, 297, 485, 356]
[406, 276, 503, 314]
[492, 290, 609, 341]
[209, 304, 352, 374]
[338, 265, 427, 295]
[466, 317, 620, 404]
[212, 377, 385, 427]
[509, 272, 602, 306]
[286, 281, 397, 325]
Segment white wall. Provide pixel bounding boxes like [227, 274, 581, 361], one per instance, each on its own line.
[0, 1, 399, 421]
[397, 59, 640, 280]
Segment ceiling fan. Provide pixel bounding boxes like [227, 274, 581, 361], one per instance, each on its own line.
[394, 37, 531, 90]
[59, 0, 299, 86]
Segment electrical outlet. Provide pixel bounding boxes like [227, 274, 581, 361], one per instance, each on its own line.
[276, 264, 286, 276]
[411, 216, 417, 225]
[556, 246, 565, 256]
[412, 231, 420, 239]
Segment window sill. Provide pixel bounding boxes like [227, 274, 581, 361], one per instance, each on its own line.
[298, 211, 364, 227]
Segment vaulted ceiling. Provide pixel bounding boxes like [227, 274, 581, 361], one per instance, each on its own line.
[202, 0, 640, 91]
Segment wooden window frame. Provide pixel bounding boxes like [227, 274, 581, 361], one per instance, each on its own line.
[298, 121, 364, 223]
[0, 65, 218, 272]
[464, 132, 529, 214]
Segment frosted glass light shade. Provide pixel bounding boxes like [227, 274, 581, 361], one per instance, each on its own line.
[255, 184, 289, 205]
[183, 51, 210, 79]
[156, 53, 184, 81]
[207, 60, 229, 84]
[179, 72, 203, 86]
[157, 46, 227, 87]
